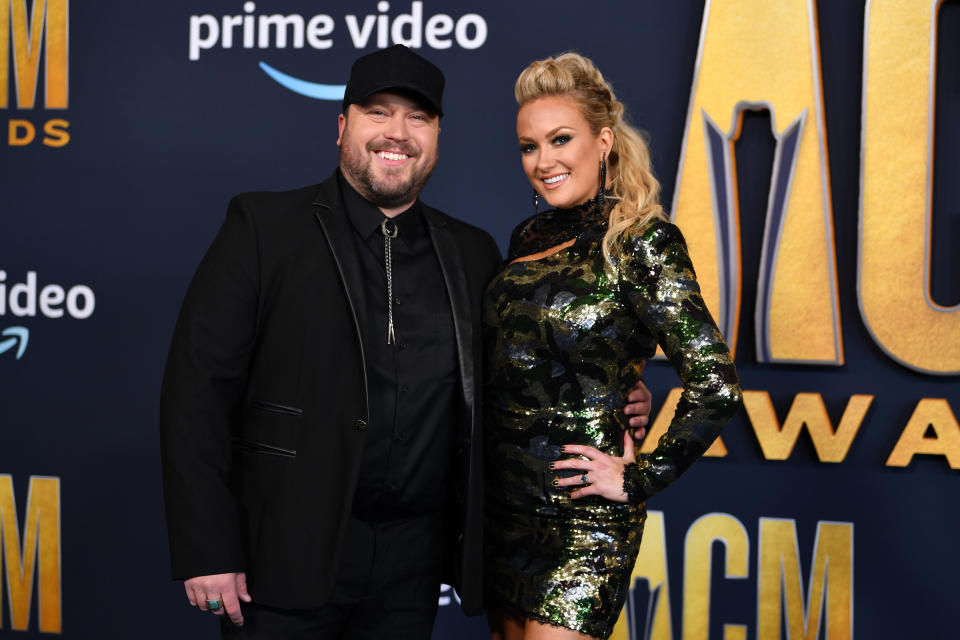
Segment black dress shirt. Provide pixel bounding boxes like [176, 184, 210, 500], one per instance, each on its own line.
[338, 172, 458, 522]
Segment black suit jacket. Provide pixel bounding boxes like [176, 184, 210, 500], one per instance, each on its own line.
[159, 171, 502, 614]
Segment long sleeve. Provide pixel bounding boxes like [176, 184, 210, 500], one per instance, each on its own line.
[617, 219, 742, 504]
[159, 196, 260, 578]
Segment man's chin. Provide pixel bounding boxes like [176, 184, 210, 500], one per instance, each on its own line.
[366, 177, 419, 206]
[346, 160, 432, 208]
[368, 190, 417, 209]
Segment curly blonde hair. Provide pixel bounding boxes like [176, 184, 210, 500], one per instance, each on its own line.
[515, 52, 666, 262]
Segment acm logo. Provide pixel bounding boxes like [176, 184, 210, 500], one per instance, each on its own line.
[610, 1, 956, 638]
[1, 0, 70, 147]
[0, 475, 61, 633]
[669, 0, 959, 376]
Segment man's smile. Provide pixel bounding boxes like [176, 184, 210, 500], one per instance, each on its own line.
[376, 150, 412, 166]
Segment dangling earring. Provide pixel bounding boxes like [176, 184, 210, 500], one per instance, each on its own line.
[596, 152, 607, 206]
[532, 189, 541, 215]
[613, 136, 624, 187]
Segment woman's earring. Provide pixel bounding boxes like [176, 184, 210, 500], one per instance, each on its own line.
[596, 152, 607, 206]
[532, 189, 540, 214]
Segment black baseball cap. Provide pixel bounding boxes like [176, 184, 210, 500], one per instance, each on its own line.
[342, 45, 445, 117]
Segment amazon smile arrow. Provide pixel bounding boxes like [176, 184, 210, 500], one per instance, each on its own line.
[259, 62, 346, 100]
[0, 326, 29, 359]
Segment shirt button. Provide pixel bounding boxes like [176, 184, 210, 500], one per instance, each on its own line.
[394, 296, 402, 305]
[398, 342, 407, 350]
[400, 384, 409, 393]
[354, 418, 367, 432]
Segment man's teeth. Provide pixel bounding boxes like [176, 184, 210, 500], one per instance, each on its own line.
[544, 174, 569, 184]
[378, 151, 409, 161]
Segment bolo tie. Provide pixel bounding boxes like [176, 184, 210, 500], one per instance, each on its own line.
[380, 218, 398, 345]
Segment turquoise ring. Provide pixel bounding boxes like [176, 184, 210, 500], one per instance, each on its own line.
[206, 599, 222, 611]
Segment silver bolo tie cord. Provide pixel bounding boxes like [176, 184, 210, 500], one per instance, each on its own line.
[380, 218, 398, 344]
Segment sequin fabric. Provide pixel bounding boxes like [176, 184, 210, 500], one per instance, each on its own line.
[506, 199, 608, 263]
[483, 205, 742, 638]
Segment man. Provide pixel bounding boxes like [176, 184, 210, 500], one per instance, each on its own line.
[160, 45, 651, 639]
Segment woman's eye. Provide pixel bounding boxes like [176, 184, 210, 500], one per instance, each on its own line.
[553, 135, 571, 145]
[519, 144, 536, 154]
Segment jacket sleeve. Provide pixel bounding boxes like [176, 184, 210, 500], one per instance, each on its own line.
[159, 195, 260, 579]
[481, 228, 505, 278]
[617, 219, 742, 504]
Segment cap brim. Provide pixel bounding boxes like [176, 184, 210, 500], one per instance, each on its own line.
[349, 81, 443, 116]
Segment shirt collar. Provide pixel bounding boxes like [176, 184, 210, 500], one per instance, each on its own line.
[338, 169, 424, 244]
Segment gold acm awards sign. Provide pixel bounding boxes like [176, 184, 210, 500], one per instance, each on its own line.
[1, 0, 68, 634]
[0, 476, 61, 633]
[671, 0, 958, 375]
[611, 1, 958, 639]
[1, 0, 70, 147]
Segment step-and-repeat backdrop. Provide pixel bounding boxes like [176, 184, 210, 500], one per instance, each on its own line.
[3, 1, 958, 638]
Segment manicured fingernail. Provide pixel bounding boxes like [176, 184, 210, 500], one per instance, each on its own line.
[549, 462, 555, 469]
[552, 478, 559, 486]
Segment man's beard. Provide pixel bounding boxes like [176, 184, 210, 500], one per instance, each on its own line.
[339, 132, 436, 209]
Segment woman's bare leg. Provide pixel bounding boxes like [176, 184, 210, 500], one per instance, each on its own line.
[487, 611, 526, 640]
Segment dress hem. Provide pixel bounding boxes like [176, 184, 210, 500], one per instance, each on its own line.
[486, 595, 610, 639]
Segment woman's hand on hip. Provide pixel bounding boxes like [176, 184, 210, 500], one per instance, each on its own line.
[552, 431, 636, 502]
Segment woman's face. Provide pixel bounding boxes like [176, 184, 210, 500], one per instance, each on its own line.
[516, 95, 612, 210]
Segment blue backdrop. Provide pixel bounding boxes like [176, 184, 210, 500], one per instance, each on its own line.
[2, 1, 957, 638]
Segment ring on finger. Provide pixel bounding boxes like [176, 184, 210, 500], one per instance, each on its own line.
[581, 473, 590, 485]
[206, 599, 223, 611]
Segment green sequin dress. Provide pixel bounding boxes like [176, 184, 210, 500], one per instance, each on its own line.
[483, 203, 742, 638]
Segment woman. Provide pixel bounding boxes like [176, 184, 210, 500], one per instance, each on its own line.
[482, 53, 743, 640]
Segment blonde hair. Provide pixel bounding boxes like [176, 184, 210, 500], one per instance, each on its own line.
[515, 52, 666, 262]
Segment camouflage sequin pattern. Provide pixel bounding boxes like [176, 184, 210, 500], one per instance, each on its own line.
[483, 217, 742, 638]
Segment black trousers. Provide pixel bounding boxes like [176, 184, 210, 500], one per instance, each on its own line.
[221, 512, 446, 640]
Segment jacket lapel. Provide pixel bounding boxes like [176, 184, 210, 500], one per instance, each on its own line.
[312, 178, 370, 410]
[423, 207, 476, 409]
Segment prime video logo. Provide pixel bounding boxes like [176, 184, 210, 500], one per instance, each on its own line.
[0, 269, 97, 360]
[0, 327, 28, 360]
[189, 1, 488, 100]
[0, 271, 95, 360]
[0, 271, 95, 320]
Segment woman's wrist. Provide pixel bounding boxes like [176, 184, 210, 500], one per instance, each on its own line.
[622, 462, 645, 505]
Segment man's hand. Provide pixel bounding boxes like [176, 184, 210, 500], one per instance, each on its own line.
[184, 572, 251, 626]
[624, 373, 652, 442]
